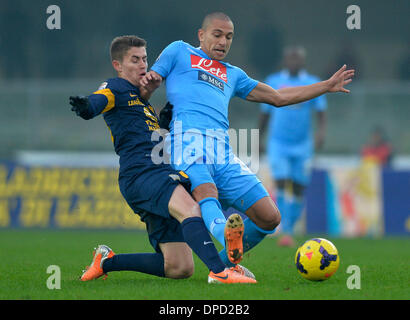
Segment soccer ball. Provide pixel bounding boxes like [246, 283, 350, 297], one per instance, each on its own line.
[294, 238, 340, 281]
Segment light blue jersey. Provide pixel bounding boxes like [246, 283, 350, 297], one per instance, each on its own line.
[152, 40, 258, 136]
[260, 70, 326, 146]
[151, 40, 267, 211]
[260, 69, 327, 185]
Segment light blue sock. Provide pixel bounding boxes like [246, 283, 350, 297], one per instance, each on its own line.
[275, 189, 286, 214]
[198, 197, 226, 247]
[288, 196, 304, 234]
[219, 217, 276, 267]
[276, 189, 292, 234]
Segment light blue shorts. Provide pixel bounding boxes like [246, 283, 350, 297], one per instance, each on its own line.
[168, 132, 269, 211]
[267, 140, 313, 186]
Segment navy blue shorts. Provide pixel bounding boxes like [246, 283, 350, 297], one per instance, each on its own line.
[119, 165, 191, 252]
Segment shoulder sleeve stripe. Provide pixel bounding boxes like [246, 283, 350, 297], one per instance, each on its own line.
[93, 88, 115, 113]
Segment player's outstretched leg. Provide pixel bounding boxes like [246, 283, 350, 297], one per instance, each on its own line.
[219, 194, 280, 272]
[80, 245, 115, 281]
[170, 185, 256, 284]
[277, 180, 304, 247]
[224, 213, 244, 264]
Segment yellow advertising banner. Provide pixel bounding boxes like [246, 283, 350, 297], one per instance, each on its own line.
[0, 164, 146, 230]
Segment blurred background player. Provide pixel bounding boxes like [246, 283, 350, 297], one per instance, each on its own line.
[361, 125, 393, 167]
[259, 46, 327, 247]
[70, 35, 256, 284]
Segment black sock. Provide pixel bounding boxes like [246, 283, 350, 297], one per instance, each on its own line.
[102, 253, 165, 277]
[181, 216, 225, 274]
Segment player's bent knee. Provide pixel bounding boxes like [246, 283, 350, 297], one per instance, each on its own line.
[266, 199, 281, 230]
[271, 207, 281, 229]
[176, 264, 194, 279]
[165, 260, 194, 279]
[258, 212, 280, 231]
[248, 197, 281, 231]
[263, 205, 281, 230]
[161, 242, 195, 279]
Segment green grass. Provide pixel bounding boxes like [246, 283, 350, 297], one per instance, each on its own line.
[0, 230, 409, 300]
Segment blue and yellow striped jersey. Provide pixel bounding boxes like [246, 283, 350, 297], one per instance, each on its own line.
[86, 77, 161, 174]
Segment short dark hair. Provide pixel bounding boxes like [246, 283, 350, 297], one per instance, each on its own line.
[201, 12, 232, 30]
[110, 35, 146, 62]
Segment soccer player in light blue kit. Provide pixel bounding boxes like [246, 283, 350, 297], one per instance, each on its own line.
[141, 12, 354, 278]
[259, 46, 327, 247]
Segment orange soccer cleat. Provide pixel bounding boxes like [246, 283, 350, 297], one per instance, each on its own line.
[224, 213, 244, 264]
[80, 245, 115, 281]
[230, 264, 256, 280]
[208, 268, 257, 284]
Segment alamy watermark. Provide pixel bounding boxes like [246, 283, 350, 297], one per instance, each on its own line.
[46, 265, 61, 289]
[346, 265, 361, 289]
[150, 122, 260, 175]
[46, 5, 61, 30]
[346, 5, 361, 30]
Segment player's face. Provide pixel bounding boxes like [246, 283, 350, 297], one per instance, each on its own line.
[114, 46, 148, 87]
[284, 52, 305, 75]
[198, 19, 234, 60]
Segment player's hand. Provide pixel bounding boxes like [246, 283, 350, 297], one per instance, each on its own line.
[159, 102, 174, 130]
[140, 71, 162, 91]
[69, 96, 91, 119]
[326, 65, 355, 93]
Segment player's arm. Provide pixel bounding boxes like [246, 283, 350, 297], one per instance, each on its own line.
[140, 41, 181, 91]
[247, 65, 354, 107]
[69, 88, 115, 120]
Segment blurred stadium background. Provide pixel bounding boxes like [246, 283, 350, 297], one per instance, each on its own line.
[0, 0, 409, 236]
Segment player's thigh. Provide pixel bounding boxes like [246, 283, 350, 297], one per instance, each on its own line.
[159, 242, 194, 279]
[119, 166, 186, 219]
[268, 143, 291, 180]
[214, 155, 263, 211]
[290, 155, 312, 186]
[168, 184, 202, 222]
[184, 162, 218, 201]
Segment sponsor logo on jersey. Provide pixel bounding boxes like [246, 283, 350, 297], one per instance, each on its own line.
[198, 71, 224, 91]
[191, 55, 227, 83]
[128, 98, 144, 106]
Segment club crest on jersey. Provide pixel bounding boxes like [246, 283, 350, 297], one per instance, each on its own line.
[97, 82, 108, 90]
[198, 71, 224, 91]
[191, 55, 227, 83]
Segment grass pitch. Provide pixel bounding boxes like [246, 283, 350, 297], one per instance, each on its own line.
[0, 229, 408, 300]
